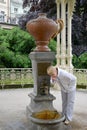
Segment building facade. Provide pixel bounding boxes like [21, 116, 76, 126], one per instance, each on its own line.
[0, 0, 8, 22]
[0, 0, 28, 24]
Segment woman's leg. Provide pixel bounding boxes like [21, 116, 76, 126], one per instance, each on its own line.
[61, 90, 67, 116]
[66, 90, 76, 121]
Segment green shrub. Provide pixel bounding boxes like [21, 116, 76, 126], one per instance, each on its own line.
[72, 53, 87, 69]
[79, 52, 87, 69]
[0, 27, 57, 68]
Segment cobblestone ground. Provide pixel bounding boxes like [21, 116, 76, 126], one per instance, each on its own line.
[0, 88, 87, 130]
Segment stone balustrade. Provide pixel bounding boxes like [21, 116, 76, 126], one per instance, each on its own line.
[0, 68, 33, 89]
[73, 69, 87, 89]
[0, 68, 87, 89]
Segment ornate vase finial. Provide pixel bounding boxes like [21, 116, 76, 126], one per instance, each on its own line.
[26, 13, 64, 52]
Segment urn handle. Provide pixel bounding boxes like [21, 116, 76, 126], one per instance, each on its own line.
[52, 19, 64, 39]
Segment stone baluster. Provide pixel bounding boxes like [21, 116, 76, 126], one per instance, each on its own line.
[26, 69, 33, 84]
[21, 69, 24, 87]
[1, 70, 5, 89]
[10, 69, 16, 84]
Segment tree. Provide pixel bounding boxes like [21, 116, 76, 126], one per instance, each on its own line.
[72, 0, 87, 46]
[0, 27, 57, 68]
[0, 27, 34, 68]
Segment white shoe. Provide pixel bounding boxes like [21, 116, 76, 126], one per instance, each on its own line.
[64, 119, 70, 125]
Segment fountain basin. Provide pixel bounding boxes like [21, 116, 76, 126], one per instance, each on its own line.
[29, 110, 65, 125]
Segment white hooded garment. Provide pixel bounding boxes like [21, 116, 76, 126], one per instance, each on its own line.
[56, 68, 77, 93]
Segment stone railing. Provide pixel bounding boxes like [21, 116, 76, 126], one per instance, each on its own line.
[0, 68, 33, 89]
[73, 69, 87, 88]
[0, 68, 87, 89]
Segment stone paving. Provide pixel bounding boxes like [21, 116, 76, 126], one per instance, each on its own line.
[0, 88, 87, 130]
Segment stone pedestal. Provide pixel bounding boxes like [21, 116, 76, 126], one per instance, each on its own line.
[26, 52, 66, 130]
[26, 52, 56, 116]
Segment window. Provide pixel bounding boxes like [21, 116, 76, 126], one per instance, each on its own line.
[0, 11, 5, 22]
[14, 8, 18, 13]
[1, 11, 5, 14]
[23, 10, 27, 13]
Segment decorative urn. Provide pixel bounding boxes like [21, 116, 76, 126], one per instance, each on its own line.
[26, 13, 64, 52]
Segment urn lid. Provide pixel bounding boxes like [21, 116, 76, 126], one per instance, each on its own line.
[28, 13, 55, 24]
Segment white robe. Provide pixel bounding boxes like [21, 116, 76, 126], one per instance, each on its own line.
[57, 68, 77, 92]
[52, 68, 77, 121]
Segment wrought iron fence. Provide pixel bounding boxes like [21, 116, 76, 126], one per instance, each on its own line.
[0, 68, 87, 89]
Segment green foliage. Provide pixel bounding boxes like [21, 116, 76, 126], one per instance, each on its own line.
[0, 27, 35, 68]
[0, 41, 10, 67]
[0, 28, 8, 42]
[49, 39, 57, 65]
[0, 48, 15, 68]
[5, 27, 36, 53]
[72, 54, 80, 68]
[0, 27, 57, 68]
[79, 52, 87, 68]
[12, 54, 31, 68]
[72, 52, 87, 69]
[49, 39, 57, 52]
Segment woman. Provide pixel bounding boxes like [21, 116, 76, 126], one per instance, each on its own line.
[47, 66, 77, 125]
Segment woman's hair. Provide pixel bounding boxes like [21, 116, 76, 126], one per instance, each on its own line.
[47, 66, 56, 75]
